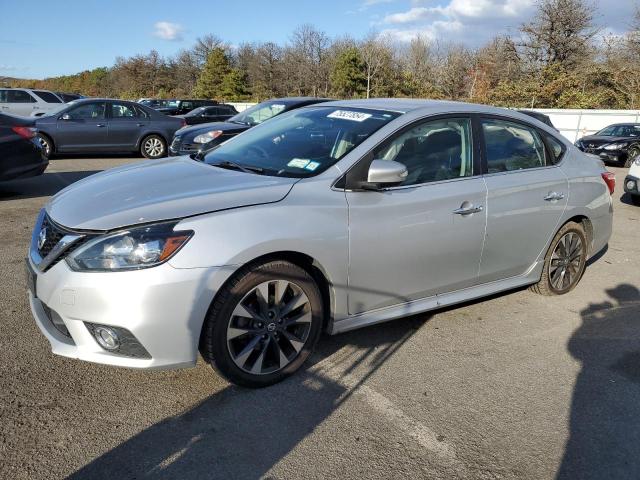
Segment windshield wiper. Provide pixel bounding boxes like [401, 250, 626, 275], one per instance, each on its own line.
[213, 160, 265, 175]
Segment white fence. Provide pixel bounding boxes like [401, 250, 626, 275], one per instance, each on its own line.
[228, 102, 256, 112]
[524, 109, 639, 142]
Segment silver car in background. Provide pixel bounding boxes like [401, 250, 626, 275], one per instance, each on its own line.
[26, 99, 614, 387]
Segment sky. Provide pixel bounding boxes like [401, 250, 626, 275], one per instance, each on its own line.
[0, 0, 636, 79]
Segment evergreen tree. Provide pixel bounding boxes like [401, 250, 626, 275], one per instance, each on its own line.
[330, 47, 366, 98]
[221, 68, 249, 101]
[193, 47, 230, 99]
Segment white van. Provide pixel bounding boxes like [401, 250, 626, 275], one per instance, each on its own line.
[0, 88, 64, 117]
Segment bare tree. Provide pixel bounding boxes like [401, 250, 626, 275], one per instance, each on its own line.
[360, 32, 392, 98]
[520, 0, 599, 69]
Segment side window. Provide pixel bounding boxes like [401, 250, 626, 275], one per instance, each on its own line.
[134, 105, 149, 118]
[181, 101, 194, 111]
[67, 103, 106, 120]
[482, 119, 546, 173]
[543, 133, 565, 165]
[205, 107, 220, 116]
[7, 90, 36, 103]
[34, 91, 62, 103]
[0, 90, 7, 103]
[372, 117, 473, 186]
[111, 103, 138, 118]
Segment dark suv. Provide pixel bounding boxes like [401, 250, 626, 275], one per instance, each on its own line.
[156, 99, 218, 116]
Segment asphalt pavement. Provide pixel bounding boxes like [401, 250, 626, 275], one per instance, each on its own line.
[1, 158, 639, 479]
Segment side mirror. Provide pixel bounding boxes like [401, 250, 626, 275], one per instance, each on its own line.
[366, 159, 408, 187]
[60, 113, 71, 120]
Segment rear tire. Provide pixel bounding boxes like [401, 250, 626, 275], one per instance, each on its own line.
[530, 222, 587, 296]
[37, 134, 53, 159]
[200, 260, 323, 388]
[140, 134, 166, 159]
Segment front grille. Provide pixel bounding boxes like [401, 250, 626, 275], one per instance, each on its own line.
[180, 143, 199, 152]
[35, 214, 92, 271]
[38, 215, 65, 258]
[171, 136, 182, 150]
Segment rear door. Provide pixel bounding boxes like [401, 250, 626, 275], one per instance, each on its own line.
[347, 115, 487, 314]
[107, 102, 148, 150]
[55, 101, 108, 151]
[478, 116, 568, 283]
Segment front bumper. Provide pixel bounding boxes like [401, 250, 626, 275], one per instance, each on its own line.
[578, 146, 626, 164]
[169, 136, 201, 156]
[624, 175, 639, 195]
[27, 256, 227, 370]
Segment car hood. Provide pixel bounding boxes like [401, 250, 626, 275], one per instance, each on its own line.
[175, 121, 248, 139]
[578, 135, 632, 146]
[46, 156, 297, 230]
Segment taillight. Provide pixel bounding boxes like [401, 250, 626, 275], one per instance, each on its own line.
[601, 171, 616, 195]
[11, 126, 37, 139]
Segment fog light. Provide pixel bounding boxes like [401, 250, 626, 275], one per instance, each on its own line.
[93, 326, 120, 350]
[627, 180, 636, 191]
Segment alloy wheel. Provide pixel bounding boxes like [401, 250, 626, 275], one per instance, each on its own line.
[38, 136, 51, 157]
[144, 137, 164, 157]
[549, 232, 584, 292]
[226, 280, 312, 375]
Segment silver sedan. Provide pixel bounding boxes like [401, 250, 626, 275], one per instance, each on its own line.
[27, 99, 614, 387]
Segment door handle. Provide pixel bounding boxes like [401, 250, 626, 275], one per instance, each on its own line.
[544, 192, 565, 201]
[136, 123, 144, 127]
[453, 203, 484, 215]
[96, 123, 106, 127]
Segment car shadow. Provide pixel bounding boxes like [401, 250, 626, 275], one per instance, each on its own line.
[0, 170, 102, 201]
[67, 314, 429, 480]
[620, 192, 639, 207]
[557, 284, 640, 479]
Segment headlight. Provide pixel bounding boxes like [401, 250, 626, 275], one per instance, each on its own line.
[193, 130, 223, 144]
[603, 143, 626, 150]
[66, 222, 193, 272]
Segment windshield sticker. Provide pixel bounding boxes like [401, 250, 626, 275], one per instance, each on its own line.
[305, 161, 320, 171]
[287, 158, 311, 169]
[327, 110, 372, 122]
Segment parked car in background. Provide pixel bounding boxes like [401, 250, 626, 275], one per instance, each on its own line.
[35, 98, 185, 159]
[624, 158, 640, 205]
[0, 88, 63, 117]
[55, 92, 84, 103]
[27, 99, 613, 387]
[156, 99, 218, 116]
[575, 123, 640, 167]
[138, 99, 175, 109]
[170, 97, 331, 156]
[0, 113, 47, 181]
[517, 110, 557, 130]
[176, 104, 238, 125]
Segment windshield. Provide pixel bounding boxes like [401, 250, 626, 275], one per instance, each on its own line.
[204, 106, 400, 178]
[596, 125, 640, 137]
[229, 101, 289, 126]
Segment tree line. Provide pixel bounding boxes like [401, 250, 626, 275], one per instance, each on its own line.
[8, 0, 640, 109]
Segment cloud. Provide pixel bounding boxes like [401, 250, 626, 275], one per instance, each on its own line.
[379, 0, 536, 44]
[153, 21, 184, 41]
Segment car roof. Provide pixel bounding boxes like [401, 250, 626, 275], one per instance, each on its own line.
[313, 98, 549, 118]
[604, 123, 640, 127]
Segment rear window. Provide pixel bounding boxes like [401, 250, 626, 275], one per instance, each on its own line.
[34, 91, 62, 103]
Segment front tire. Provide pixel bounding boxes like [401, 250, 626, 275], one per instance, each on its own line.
[140, 134, 166, 159]
[200, 260, 324, 388]
[530, 222, 587, 296]
[624, 146, 640, 168]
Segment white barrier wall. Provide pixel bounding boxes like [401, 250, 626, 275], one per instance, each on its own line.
[228, 102, 256, 112]
[532, 109, 640, 143]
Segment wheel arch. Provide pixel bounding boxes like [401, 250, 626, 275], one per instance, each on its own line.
[198, 250, 336, 354]
[561, 214, 593, 254]
[136, 131, 168, 149]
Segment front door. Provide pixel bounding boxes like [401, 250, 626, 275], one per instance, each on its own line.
[347, 116, 487, 314]
[56, 101, 108, 151]
[478, 117, 568, 283]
